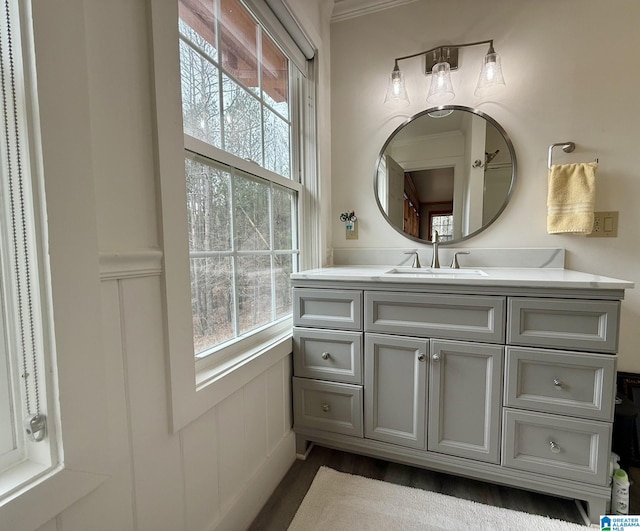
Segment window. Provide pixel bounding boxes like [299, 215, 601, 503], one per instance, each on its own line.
[0, 0, 58, 497]
[430, 212, 454, 241]
[151, 0, 315, 429]
[178, 0, 303, 364]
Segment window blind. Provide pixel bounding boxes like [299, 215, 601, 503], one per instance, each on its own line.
[0, 0, 46, 443]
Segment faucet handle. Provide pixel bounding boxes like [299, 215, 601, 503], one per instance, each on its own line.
[450, 251, 470, 269]
[403, 251, 421, 269]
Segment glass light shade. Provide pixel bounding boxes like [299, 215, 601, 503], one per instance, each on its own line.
[474, 52, 505, 95]
[384, 68, 410, 105]
[427, 107, 454, 118]
[426, 62, 455, 104]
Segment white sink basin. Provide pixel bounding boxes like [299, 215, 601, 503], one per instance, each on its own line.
[386, 267, 488, 277]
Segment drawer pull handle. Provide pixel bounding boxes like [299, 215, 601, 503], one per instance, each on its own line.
[321, 352, 331, 360]
[549, 441, 561, 454]
[432, 353, 441, 361]
[553, 378, 563, 388]
[322, 403, 330, 413]
[418, 354, 426, 362]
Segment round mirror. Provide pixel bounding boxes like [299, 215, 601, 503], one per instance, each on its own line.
[374, 105, 516, 244]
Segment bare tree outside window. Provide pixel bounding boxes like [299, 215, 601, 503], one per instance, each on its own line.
[179, 0, 299, 357]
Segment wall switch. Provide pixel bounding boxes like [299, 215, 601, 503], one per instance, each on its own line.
[346, 222, 358, 240]
[588, 211, 618, 237]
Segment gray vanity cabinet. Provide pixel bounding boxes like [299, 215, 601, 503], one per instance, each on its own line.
[291, 282, 625, 523]
[427, 339, 503, 463]
[364, 333, 428, 449]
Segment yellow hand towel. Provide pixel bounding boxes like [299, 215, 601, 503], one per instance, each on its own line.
[547, 162, 597, 234]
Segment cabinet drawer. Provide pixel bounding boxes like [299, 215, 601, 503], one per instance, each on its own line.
[365, 291, 505, 343]
[293, 328, 363, 384]
[502, 409, 611, 485]
[507, 298, 619, 353]
[505, 347, 616, 421]
[293, 288, 363, 331]
[293, 377, 363, 437]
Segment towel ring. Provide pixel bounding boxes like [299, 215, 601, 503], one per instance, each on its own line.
[548, 142, 575, 169]
[548, 142, 599, 170]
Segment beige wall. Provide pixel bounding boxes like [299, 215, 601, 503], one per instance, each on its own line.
[330, 0, 640, 371]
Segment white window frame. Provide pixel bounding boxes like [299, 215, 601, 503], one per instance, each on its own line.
[183, 143, 302, 372]
[0, 0, 109, 527]
[150, 0, 319, 431]
[0, 0, 58, 499]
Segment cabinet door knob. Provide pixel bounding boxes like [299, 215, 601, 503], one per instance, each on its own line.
[553, 378, 563, 388]
[549, 441, 561, 454]
[322, 403, 330, 413]
[418, 353, 426, 362]
[432, 353, 441, 361]
[321, 352, 331, 360]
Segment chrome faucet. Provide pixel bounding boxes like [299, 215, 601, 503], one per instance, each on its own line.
[431, 230, 440, 268]
[404, 250, 421, 268]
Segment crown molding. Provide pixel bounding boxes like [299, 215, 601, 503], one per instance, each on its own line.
[331, 0, 419, 23]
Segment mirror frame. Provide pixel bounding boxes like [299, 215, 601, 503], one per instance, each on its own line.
[374, 105, 517, 245]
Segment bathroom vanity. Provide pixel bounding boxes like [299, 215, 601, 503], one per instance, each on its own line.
[291, 266, 633, 523]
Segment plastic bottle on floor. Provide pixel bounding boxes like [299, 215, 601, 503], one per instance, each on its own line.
[612, 468, 630, 515]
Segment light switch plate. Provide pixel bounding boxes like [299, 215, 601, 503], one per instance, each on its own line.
[588, 211, 618, 237]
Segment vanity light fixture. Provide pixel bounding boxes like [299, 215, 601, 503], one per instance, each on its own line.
[384, 39, 505, 106]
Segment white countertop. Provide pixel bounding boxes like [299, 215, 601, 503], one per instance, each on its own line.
[291, 266, 635, 290]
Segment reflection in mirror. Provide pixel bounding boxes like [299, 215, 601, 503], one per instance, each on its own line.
[375, 105, 516, 245]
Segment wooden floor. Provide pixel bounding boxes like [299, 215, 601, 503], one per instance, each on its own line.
[249, 444, 595, 530]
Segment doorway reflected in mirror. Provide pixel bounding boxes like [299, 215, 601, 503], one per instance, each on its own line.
[375, 105, 517, 245]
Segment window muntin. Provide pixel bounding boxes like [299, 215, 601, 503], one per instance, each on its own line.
[179, 0, 293, 177]
[179, 0, 300, 360]
[179, 39, 222, 147]
[185, 155, 298, 358]
[220, 0, 259, 96]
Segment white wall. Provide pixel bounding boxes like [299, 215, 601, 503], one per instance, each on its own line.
[25, 0, 330, 530]
[24, 0, 640, 528]
[330, 0, 640, 372]
[288, 0, 335, 266]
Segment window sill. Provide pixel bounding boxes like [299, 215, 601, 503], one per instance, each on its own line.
[0, 463, 107, 531]
[195, 317, 293, 389]
[169, 320, 294, 432]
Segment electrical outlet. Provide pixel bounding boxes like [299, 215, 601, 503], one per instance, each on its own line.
[346, 222, 358, 240]
[588, 211, 618, 238]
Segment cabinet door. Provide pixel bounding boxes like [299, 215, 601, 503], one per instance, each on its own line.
[364, 333, 428, 449]
[428, 339, 503, 463]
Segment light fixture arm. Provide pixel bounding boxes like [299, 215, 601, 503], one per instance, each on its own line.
[392, 39, 495, 72]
